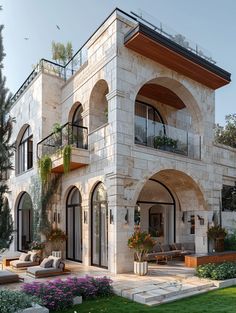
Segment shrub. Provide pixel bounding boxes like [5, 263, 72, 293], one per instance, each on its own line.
[196, 262, 236, 280]
[225, 231, 236, 250]
[0, 289, 39, 313]
[22, 275, 113, 311]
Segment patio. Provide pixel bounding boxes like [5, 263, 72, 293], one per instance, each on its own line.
[0, 259, 216, 306]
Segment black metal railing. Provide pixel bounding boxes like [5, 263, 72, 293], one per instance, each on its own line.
[37, 123, 88, 159]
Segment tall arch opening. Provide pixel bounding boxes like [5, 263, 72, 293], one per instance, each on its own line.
[16, 125, 33, 174]
[66, 187, 83, 262]
[91, 182, 108, 268]
[17, 192, 33, 252]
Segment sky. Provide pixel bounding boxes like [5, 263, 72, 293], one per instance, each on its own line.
[0, 0, 235, 125]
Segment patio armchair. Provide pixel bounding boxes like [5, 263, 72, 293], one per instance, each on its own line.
[26, 255, 68, 278]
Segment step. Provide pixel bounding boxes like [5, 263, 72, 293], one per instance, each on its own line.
[132, 281, 215, 304]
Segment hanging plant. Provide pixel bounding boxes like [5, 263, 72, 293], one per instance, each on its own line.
[63, 145, 71, 174]
[38, 155, 52, 183]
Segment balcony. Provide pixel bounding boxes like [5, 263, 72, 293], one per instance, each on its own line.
[37, 123, 89, 173]
[135, 121, 201, 160]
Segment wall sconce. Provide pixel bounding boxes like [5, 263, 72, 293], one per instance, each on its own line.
[197, 215, 204, 225]
[182, 212, 186, 223]
[53, 212, 60, 224]
[124, 208, 129, 224]
[110, 209, 114, 224]
[84, 211, 88, 224]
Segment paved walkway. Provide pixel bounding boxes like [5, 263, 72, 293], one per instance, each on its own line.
[0, 261, 216, 306]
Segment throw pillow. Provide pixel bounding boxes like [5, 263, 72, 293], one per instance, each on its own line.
[19, 253, 30, 261]
[40, 258, 53, 268]
[48, 256, 61, 268]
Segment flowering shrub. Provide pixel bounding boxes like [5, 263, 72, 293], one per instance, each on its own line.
[22, 275, 113, 311]
[0, 289, 40, 313]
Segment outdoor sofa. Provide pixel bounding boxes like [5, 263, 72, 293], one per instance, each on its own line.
[146, 242, 195, 263]
[10, 251, 40, 270]
[0, 270, 22, 284]
[26, 255, 68, 278]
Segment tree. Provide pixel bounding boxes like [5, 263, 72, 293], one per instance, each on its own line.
[51, 41, 73, 65]
[0, 7, 14, 250]
[215, 114, 236, 148]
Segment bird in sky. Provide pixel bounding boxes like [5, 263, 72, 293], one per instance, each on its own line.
[56, 25, 60, 30]
[24, 37, 29, 40]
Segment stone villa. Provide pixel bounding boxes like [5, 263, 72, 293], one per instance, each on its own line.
[6, 8, 236, 273]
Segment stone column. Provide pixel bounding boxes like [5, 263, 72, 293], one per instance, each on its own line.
[195, 211, 209, 253]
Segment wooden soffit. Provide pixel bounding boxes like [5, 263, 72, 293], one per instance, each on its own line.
[124, 24, 231, 90]
[139, 84, 185, 109]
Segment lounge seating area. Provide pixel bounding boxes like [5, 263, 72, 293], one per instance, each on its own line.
[10, 251, 40, 269]
[146, 242, 195, 263]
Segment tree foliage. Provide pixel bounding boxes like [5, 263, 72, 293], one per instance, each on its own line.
[51, 41, 73, 65]
[215, 114, 236, 148]
[0, 7, 14, 249]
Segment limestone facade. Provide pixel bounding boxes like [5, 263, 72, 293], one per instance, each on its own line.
[7, 9, 236, 273]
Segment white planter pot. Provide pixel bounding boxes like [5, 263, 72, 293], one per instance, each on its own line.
[134, 261, 148, 276]
[16, 303, 49, 313]
[52, 250, 62, 258]
[73, 296, 83, 305]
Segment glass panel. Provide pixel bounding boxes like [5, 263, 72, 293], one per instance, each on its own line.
[135, 102, 147, 144]
[72, 105, 83, 126]
[100, 203, 108, 267]
[67, 206, 74, 259]
[92, 204, 100, 265]
[147, 107, 155, 147]
[74, 205, 82, 261]
[27, 138, 33, 169]
[68, 188, 81, 205]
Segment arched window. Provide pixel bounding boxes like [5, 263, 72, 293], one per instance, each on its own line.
[66, 187, 82, 262]
[17, 192, 33, 252]
[17, 126, 33, 174]
[72, 105, 83, 126]
[91, 183, 108, 268]
[135, 100, 165, 146]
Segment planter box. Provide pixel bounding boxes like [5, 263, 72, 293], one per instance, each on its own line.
[52, 251, 62, 258]
[73, 296, 82, 305]
[16, 303, 49, 313]
[134, 261, 148, 276]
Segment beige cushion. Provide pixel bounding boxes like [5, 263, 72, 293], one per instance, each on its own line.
[19, 253, 30, 261]
[40, 258, 53, 268]
[28, 251, 38, 262]
[48, 256, 61, 268]
[10, 260, 38, 268]
[0, 270, 19, 284]
[27, 266, 62, 276]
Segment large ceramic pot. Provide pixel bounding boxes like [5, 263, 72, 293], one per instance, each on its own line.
[134, 261, 148, 276]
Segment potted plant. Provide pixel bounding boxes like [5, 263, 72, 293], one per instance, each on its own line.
[128, 227, 155, 275]
[47, 228, 67, 258]
[30, 241, 45, 256]
[153, 135, 178, 152]
[207, 225, 227, 252]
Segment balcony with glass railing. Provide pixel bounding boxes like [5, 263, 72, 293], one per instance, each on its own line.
[135, 120, 201, 160]
[37, 122, 89, 173]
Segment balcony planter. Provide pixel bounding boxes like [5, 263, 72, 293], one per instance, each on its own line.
[16, 303, 49, 313]
[153, 135, 178, 151]
[134, 261, 148, 276]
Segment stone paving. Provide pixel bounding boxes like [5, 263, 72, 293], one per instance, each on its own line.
[0, 260, 217, 306]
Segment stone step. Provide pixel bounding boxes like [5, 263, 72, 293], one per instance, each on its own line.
[131, 282, 215, 304]
[146, 286, 217, 306]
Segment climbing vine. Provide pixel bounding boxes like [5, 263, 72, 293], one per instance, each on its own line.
[63, 145, 71, 174]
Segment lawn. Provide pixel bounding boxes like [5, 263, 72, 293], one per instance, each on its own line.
[58, 287, 236, 313]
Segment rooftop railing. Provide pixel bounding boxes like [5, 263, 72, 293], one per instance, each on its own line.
[37, 122, 88, 159]
[12, 46, 88, 104]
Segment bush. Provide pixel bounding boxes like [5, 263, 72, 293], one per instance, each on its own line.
[196, 262, 236, 280]
[0, 289, 39, 313]
[22, 275, 113, 311]
[225, 231, 236, 250]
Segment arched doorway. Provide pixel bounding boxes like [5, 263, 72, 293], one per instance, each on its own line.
[136, 179, 175, 244]
[66, 187, 83, 262]
[91, 182, 108, 268]
[17, 192, 33, 252]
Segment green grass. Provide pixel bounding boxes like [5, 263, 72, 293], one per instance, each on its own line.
[57, 287, 236, 313]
